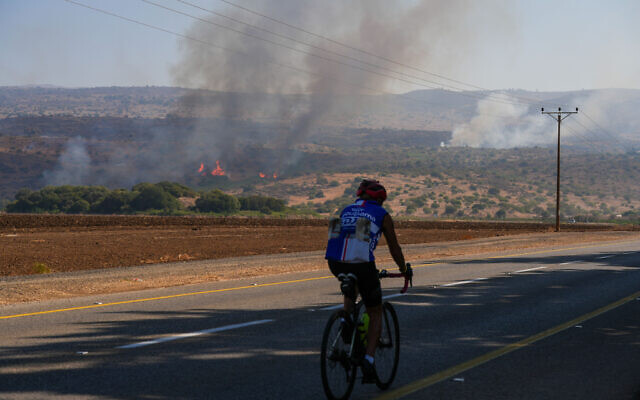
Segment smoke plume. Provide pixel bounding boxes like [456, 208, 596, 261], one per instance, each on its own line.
[451, 93, 553, 148]
[452, 89, 640, 149]
[43, 1, 518, 187]
[43, 137, 92, 185]
[171, 0, 515, 171]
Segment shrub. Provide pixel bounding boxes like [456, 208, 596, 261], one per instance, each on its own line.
[92, 190, 135, 214]
[130, 185, 180, 211]
[238, 195, 286, 212]
[33, 262, 51, 274]
[196, 189, 240, 213]
[68, 199, 90, 214]
[153, 181, 197, 198]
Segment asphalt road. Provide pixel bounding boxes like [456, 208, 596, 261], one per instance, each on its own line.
[1, 238, 639, 399]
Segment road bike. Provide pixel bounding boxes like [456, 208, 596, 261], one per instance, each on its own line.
[320, 264, 412, 400]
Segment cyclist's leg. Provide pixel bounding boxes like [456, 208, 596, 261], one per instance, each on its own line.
[358, 261, 382, 357]
[365, 304, 382, 357]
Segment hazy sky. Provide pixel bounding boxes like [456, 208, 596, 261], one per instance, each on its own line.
[1, 0, 639, 91]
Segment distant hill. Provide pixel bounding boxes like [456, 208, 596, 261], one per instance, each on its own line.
[2, 86, 639, 134]
[2, 86, 640, 222]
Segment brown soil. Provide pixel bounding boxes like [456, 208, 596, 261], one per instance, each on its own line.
[1, 214, 638, 305]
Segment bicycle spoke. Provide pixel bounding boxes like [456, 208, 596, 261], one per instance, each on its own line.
[375, 302, 400, 389]
[321, 311, 356, 400]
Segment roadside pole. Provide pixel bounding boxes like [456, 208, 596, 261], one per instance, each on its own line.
[541, 107, 578, 232]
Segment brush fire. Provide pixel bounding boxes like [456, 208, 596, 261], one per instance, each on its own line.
[197, 162, 278, 180]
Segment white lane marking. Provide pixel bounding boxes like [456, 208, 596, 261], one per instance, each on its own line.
[515, 266, 547, 273]
[560, 261, 577, 265]
[442, 280, 475, 287]
[441, 277, 490, 287]
[596, 255, 615, 259]
[117, 319, 273, 349]
[320, 293, 406, 311]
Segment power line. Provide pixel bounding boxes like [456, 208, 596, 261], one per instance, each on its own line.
[563, 121, 611, 154]
[572, 116, 625, 151]
[211, 0, 542, 106]
[141, 0, 526, 107]
[579, 111, 627, 149]
[171, 0, 477, 94]
[139, 0, 438, 92]
[62, 0, 555, 136]
[63, 0, 382, 93]
[541, 107, 578, 232]
[61, 0, 500, 126]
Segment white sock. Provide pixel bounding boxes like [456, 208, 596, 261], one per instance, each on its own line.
[364, 355, 374, 364]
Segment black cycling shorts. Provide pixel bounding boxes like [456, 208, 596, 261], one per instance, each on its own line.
[327, 259, 382, 308]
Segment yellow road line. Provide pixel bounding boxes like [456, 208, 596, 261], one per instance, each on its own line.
[1, 238, 636, 320]
[376, 289, 640, 400]
[0, 276, 332, 320]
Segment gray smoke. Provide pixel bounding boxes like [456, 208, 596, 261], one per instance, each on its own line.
[42, 1, 518, 187]
[172, 0, 516, 170]
[43, 137, 92, 185]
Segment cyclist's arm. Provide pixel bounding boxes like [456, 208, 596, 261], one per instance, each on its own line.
[382, 214, 406, 273]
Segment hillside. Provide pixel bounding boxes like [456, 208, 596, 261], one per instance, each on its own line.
[1, 86, 640, 222]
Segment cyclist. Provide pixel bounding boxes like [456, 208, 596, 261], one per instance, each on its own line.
[325, 179, 411, 383]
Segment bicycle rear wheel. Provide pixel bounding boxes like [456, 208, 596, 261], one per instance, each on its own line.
[375, 301, 400, 389]
[321, 310, 357, 400]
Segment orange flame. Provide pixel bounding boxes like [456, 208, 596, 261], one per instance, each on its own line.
[259, 172, 266, 178]
[197, 162, 204, 174]
[210, 160, 226, 176]
[273, 173, 278, 179]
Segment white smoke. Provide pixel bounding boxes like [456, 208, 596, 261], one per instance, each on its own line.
[172, 0, 517, 169]
[451, 93, 554, 148]
[43, 137, 92, 185]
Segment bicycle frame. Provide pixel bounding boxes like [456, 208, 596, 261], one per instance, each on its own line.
[322, 265, 410, 399]
[335, 267, 411, 363]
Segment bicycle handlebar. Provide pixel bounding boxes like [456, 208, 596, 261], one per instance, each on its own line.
[378, 263, 413, 294]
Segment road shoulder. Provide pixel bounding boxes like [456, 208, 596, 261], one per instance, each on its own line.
[2, 231, 638, 305]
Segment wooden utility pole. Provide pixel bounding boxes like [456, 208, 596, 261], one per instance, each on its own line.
[541, 107, 578, 232]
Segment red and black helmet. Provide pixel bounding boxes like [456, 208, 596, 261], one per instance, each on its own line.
[356, 179, 387, 203]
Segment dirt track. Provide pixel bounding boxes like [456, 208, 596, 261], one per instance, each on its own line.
[1, 214, 638, 305]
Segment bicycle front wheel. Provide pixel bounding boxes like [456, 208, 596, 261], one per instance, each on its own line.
[375, 301, 400, 389]
[321, 310, 357, 400]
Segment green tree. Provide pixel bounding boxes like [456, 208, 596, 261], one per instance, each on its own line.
[196, 189, 240, 213]
[154, 181, 196, 198]
[238, 195, 286, 213]
[130, 185, 179, 211]
[92, 190, 134, 214]
[68, 199, 90, 214]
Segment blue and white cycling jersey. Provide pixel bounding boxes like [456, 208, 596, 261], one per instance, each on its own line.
[325, 199, 388, 263]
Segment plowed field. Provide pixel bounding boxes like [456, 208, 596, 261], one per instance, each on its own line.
[1, 214, 634, 277]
